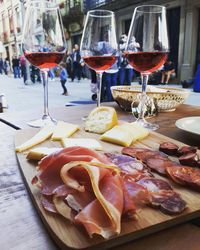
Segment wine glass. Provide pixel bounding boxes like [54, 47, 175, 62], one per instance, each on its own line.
[80, 10, 118, 107]
[125, 5, 169, 130]
[22, 1, 66, 127]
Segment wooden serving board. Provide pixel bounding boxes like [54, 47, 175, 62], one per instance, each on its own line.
[15, 128, 200, 250]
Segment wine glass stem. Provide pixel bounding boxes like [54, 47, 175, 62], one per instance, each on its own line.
[97, 72, 103, 107]
[138, 73, 149, 120]
[41, 70, 50, 118]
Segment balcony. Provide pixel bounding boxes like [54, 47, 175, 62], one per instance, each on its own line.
[83, 0, 145, 12]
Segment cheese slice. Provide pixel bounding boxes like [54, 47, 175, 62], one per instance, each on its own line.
[15, 125, 55, 153]
[51, 121, 79, 141]
[100, 125, 134, 147]
[121, 122, 149, 141]
[26, 147, 61, 160]
[61, 138, 103, 151]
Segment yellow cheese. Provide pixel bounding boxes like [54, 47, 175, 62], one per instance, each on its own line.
[85, 106, 118, 134]
[61, 138, 103, 150]
[26, 147, 61, 160]
[51, 121, 79, 141]
[100, 125, 134, 147]
[121, 122, 149, 141]
[15, 125, 55, 153]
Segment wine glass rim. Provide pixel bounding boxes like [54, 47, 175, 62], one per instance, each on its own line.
[29, 0, 58, 9]
[88, 9, 114, 17]
[135, 5, 166, 13]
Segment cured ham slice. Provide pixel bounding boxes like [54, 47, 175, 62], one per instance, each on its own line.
[166, 166, 200, 190]
[34, 147, 111, 195]
[61, 162, 123, 238]
[137, 178, 187, 214]
[39, 146, 111, 171]
[122, 175, 149, 217]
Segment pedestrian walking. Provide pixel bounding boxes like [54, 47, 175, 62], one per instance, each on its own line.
[3, 58, 10, 75]
[59, 63, 68, 95]
[71, 44, 82, 82]
[12, 56, 21, 78]
[20, 55, 27, 84]
[0, 57, 3, 74]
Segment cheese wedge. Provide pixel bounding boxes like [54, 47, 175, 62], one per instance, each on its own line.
[85, 106, 118, 134]
[26, 147, 61, 160]
[100, 125, 134, 147]
[51, 121, 79, 141]
[15, 125, 55, 153]
[61, 138, 103, 151]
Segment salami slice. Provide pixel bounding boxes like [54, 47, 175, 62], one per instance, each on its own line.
[159, 142, 179, 156]
[137, 178, 187, 214]
[166, 166, 200, 190]
[150, 190, 187, 215]
[137, 178, 172, 192]
[104, 153, 136, 165]
[146, 158, 180, 175]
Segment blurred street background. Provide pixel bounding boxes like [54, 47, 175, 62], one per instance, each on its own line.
[0, 0, 200, 114]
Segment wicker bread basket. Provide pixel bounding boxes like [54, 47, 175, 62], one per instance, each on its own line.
[111, 85, 190, 112]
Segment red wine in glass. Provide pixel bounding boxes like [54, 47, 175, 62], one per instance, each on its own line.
[126, 51, 168, 73]
[83, 55, 117, 72]
[25, 52, 65, 70]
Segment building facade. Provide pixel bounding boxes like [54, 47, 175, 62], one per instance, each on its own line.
[84, 0, 200, 82]
[0, 0, 25, 63]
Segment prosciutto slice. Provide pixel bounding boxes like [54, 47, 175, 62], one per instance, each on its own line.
[34, 146, 111, 195]
[61, 162, 123, 238]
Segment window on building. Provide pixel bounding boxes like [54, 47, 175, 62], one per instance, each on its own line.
[15, 7, 21, 33]
[8, 9, 14, 34]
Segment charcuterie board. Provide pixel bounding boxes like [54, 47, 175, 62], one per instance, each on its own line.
[15, 128, 200, 250]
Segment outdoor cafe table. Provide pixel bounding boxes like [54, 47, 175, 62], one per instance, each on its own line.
[0, 103, 200, 250]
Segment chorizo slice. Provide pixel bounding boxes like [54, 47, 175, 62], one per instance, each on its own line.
[179, 152, 199, 167]
[159, 142, 179, 156]
[122, 147, 150, 158]
[166, 166, 200, 190]
[177, 146, 198, 156]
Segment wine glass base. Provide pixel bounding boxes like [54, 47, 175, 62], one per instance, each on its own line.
[136, 118, 159, 131]
[28, 116, 57, 128]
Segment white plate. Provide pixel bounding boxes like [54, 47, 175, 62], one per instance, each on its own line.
[175, 116, 200, 135]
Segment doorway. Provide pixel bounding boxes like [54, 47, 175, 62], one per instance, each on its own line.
[167, 7, 181, 74]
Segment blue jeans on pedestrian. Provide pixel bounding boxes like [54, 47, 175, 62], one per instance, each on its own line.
[14, 66, 21, 78]
[119, 68, 134, 85]
[103, 72, 118, 101]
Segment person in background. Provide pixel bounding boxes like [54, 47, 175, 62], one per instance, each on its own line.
[71, 44, 82, 82]
[12, 55, 21, 78]
[102, 60, 119, 102]
[118, 34, 134, 85]
[59, 62, 68, 95]
[66, 53, 72, 79]
[20, 55, 27, 84]
[161, 59, 175, 85]
[3, 58, 10, 75]
[0, 57, 3, 74]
